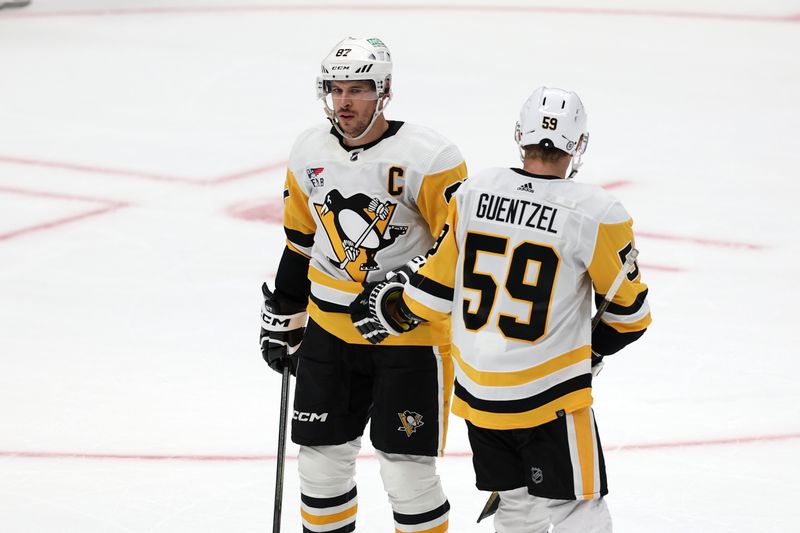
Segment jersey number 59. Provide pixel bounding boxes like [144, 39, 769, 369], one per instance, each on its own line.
[462, 232, 559, 343]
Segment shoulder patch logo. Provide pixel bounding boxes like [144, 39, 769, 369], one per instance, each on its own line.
[517, 182, 535, 194]
[306, 167, 325, 187]
[397, 410, 424, 437]
[314, 189, 408, 282]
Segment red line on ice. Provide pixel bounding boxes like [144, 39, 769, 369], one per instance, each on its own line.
[0, 185, 124, 204]
[599, 180, 633, 190]
[0, 156, 285, 186]
[0, 204, 127, 241]
[0, 186, 128, 241]
[2, 432, 798, 463]
[1, 5, 797, 24]
[639, 263, 685, 273]
[636, 230, 764, 250]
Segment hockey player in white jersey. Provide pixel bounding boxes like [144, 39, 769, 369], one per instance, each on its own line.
[352, 87, 651, 532]
[259, 37, 467, 533]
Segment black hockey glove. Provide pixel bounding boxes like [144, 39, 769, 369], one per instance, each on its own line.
[349, 280, 407, 344]
[349, 256, 427, 344]
[260, 282, 307, 375]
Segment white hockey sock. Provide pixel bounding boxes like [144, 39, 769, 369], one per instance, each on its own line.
[377, 450, 449, 532]
[298, 440, 360, 533]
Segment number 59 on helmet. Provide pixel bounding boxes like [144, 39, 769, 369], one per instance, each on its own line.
[515, 86, 589, 178]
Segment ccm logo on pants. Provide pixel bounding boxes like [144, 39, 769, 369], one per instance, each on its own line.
[293, 411, 328, 422]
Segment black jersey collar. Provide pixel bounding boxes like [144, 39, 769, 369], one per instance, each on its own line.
[511, 168, 563, 181]
[330, 120, 404, 152]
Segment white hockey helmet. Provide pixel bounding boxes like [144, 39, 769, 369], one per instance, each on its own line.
[515, 86, 589, 177]
[317, 37, 393, 141]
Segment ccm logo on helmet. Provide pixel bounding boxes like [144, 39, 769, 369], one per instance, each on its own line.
[293, 411, 329, 422]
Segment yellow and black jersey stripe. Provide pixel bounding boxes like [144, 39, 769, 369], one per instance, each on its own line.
[283, 168, 316, 258]
[588, 219, 652, 339]
[416, 161, 467, 237]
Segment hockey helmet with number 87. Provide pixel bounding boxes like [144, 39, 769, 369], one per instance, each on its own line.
[317, 37, 393, 140]
[317, 37, 392, 100]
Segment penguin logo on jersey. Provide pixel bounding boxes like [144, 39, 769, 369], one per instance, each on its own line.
[397, 410, 424, 437]
[315, 189, 408, 281]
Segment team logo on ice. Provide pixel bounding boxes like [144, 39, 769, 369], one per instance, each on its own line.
[315, 189, 408, 282]
[531, 467, 543, 484]
[306, 167, 325, 187]
[397, 410, 424, 437]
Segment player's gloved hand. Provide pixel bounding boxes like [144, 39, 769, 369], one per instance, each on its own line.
[349, 256, 428, 343]
[350, 279, 417, 344]
[260, 282, 307, 375]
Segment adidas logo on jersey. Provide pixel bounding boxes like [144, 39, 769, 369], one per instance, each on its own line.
[517, 182, 535, 194]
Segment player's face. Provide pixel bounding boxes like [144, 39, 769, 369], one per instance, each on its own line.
[329, 80, 379, 138]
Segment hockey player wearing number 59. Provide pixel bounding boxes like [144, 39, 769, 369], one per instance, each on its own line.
[259, 37, 467, 532]
[350, 87, 651, 532]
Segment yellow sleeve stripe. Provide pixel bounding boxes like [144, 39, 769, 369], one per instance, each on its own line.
[403, 291, 451, 323]
[416, 161, 467, 236]
[607, 312, 652, 333]
[452, 344, 590, 387]
[589, 219, 645, 308]
[417, 199, 460, 289]
[284, 169, 316, 233]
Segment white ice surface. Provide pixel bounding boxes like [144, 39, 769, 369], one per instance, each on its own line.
[1, 1, 799, 531]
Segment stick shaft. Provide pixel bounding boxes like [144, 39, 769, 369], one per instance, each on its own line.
[272, 366, 291, 533]
[591, 248, 638, 331]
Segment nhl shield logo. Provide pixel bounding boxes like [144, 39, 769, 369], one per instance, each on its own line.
[531, 467, 544, 484]
[397, 410, 424, 437]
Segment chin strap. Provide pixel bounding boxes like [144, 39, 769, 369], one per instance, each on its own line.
[324, 95, 391, 142]
[567, 155, 583, 180]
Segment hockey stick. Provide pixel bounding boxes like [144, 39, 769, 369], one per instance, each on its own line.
[337, 202, 388, 269]
[272, 365, 292, 533]
[476, 249, 639, 523]
[0, 1, 31, 9]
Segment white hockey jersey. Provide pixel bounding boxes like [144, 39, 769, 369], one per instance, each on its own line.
[282, 121, 467, 345]
[402, 167, 651, 430]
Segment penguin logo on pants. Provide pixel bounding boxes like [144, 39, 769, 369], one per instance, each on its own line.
[315, 190, 408, 281]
